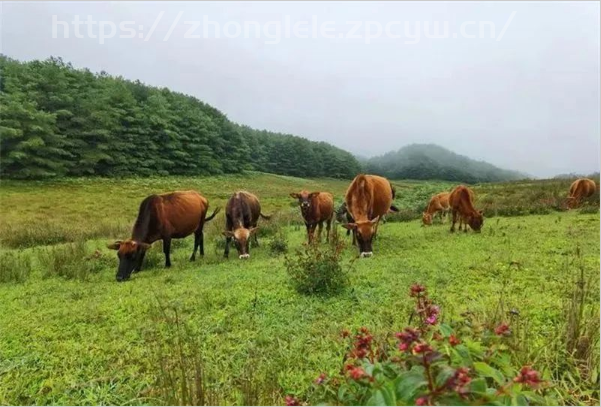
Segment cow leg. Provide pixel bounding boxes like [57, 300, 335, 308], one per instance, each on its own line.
[224, 236, 231, 258]
[317, 221, 324, 243]
[450, 210, 457, 233]
[190, 231, 200, 261]
[163, 238, 172, 268]
[253, 227, 259, 247]
[352, 230, 357, 246]
[199, 230, 204, 257]
[326, 218, 332, 242]
[135, 250, 146, 272]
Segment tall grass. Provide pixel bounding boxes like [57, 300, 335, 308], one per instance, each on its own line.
[0, 250, 32, 283]
[38, 242, 107, 281]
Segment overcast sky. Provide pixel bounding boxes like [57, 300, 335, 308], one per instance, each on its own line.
[2, 1, 599, 177]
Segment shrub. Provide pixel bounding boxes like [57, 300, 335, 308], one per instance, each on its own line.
[304, 284, 556, 406]
[284, 236, 349, 296]
[38, 242, 106, 281]
[269, 231, 288, 256]
[0, 250, 32, 283]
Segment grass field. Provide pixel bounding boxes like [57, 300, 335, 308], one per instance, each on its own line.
[0, 173, 599, 405]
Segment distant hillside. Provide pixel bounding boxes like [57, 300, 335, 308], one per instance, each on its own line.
[364, 144, 527, 183]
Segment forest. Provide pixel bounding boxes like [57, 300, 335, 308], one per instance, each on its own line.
[0, 56, 361, 180]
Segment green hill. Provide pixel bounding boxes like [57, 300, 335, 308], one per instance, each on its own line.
[364, 143, 527, 183]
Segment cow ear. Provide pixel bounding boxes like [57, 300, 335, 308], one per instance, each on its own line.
[222, 231, 234, 237]
[370, 217, 379, 226]
[107, 240, 122, 250]
[249, 227, 259, 235]
[309, 192, 320, 198]
[138, 242, 151, 251]
[341, 223, 357, 231]
[290, 193, 300, 199]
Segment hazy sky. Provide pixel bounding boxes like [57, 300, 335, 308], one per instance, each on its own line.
[2, 1, 599, 177]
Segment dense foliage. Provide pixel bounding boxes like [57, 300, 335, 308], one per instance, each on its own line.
[365, 144, 526, 183]
[0, 56, 361, 179]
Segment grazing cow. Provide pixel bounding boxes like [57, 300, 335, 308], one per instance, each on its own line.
[567, 178, 598, 209]
[108, 191, 220, 282]
[422, 192, 451, 226]
[342, 174, 396, 257]
[223, 191, 271, 259]
[449, 185, 483, 233]
[290, 190, 334, 243]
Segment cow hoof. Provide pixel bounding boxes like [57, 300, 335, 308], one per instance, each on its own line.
[239, 254, 250, 260]
[360, 252, 373, 258]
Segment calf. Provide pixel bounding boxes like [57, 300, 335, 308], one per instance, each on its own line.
[223, 191, 270, 259]
[422, 192, 450, 226]
[449, 185, 483, 233]
[290, 190, 334, 243]
[108, 191, 220, 282]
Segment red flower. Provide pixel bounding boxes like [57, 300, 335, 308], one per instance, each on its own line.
[412, 342, 433, 354]
[314, 372, 326, 385]
[410, 284, 426, 297]
[415, 396, 428, 406]
[425, 305, 440, 325]
[285, 395, 300, 406]
[348, 366, 366, 380]
[445, 367, 471, 395]
[449, 334, 461, 347]
[494, 323, 511, 336]
[395, 328, 419, 352]
[514, 366, 542, 388]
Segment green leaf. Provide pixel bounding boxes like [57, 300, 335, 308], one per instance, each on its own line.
[439, 323, 453, 337]
[368, 384, 396, 406]
[395, 368, 427, 402]
[473, 362, 506, 385]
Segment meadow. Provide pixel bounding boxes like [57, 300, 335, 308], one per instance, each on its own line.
[0, 173, 599, 405]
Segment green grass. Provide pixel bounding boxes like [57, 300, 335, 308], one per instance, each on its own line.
[0, 174, 599, 405]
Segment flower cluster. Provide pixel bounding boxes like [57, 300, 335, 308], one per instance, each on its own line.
[285, 395, 300, 406]
[348, 327, 375, 360]
[445, 367, 472, 396]
[494, 323, 511, 336]
[395, 328, 419, 352]
[514, 366, 542, 388]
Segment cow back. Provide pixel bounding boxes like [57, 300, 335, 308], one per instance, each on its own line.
[226, 191, 261, 228]
[345, 174, 393, 222]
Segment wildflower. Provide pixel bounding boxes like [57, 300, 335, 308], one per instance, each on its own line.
[412, 342, 433, 354]
[350, 330, 373, 359]
[514, 366, 542, 388]
[425, 304, 440, 325]
[285, 395, 300, 406]
[446, 367, 471, 395]
[314, 373, 326, 385]
[395, 328, 419, 352]
[449, 334, 461, 346]
[494, 323, 511, 336]
[410, 284, 426, 297]
[348, 366, 366, 380]
[341, 329, 350, 338]
[415, 396, 428, 406]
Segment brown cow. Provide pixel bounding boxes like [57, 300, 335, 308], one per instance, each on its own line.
[342, 174, 395, 257]
[108, 191, 220, 282]
[567, 178, 598, 209]
[290, 190, 334, 243]
[422, 192, 450, 226]
[223, 191, 271, 259]
[449, 185, 483, 233]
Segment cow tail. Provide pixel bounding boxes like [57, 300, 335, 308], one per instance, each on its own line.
[260, 212, 272, 220]
[205, 207, 221, 222]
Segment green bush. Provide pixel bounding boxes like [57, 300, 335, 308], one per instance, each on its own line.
[284, 237, 349, 296]
[0, 250, 32, 283]
[269, 231, 288, 256]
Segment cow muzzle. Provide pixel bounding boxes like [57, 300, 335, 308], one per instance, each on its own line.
[239, 254, 250, 260]
[360, 252, 373, 258]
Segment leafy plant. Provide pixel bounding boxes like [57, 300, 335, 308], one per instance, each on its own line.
[306, 284, 556, 406]
[284, 235, 349, 296]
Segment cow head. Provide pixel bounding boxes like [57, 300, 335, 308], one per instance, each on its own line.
[290, 191, 319, 212]
[468, 210, 484, 232]
[223, 227, 258, 259]
[422, 212, 433, 226]
[342, 218, 379, 257]
[107, 239, 151, 282]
